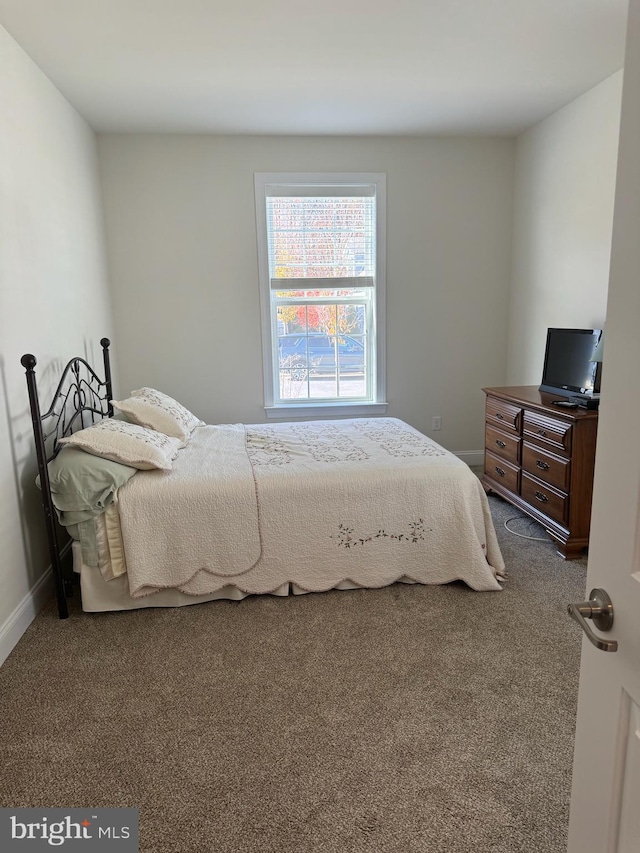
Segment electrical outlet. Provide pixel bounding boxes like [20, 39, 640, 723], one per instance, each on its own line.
[432, 416, 442, 431]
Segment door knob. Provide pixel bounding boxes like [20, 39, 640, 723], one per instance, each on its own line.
[567, 588, 618, 653]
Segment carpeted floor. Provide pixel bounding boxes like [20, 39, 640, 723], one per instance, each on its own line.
[0, 491, 588, 853]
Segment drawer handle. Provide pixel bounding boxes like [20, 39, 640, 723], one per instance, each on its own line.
[495, 439, 506, 448]
[496, 413, 504, 420]
[534, 490, 548, 503]
[495, 466, 505, 477]
[536, 460, 550, 471]
[537, 429, 547, 437]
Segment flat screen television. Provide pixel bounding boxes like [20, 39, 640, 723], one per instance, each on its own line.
[539, 328, 602, 401]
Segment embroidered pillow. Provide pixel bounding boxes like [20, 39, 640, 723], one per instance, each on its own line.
[111, 388, 204, 442]
[59, 419, 184, 470]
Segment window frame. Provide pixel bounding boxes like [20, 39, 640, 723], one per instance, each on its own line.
[255, 172, 387, 418]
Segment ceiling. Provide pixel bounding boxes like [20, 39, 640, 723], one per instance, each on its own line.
[0, 0, 629, 136]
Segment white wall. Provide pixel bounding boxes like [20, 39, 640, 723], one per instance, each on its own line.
[98, 135, 515, 452]
[507, 73, 623, 385]
[0, 25, 114, 657]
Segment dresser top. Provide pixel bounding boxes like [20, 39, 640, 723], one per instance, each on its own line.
[482, 386, 599, 420]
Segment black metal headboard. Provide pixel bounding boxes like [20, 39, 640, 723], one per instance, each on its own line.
[21, 338, 114, 619]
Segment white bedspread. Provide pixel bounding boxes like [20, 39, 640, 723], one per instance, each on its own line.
[117, 418, 505, 598]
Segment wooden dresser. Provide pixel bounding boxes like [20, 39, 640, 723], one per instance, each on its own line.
[481, 386, 599, 559]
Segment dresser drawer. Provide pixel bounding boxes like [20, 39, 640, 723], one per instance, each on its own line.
[521, 473, 569, 526]
[522, 442, 570, 492]
[485, 424, 521, 465]
[523, 411, 572, 455]
[486, 397, 522, 433]
[485, 450, 520, 493]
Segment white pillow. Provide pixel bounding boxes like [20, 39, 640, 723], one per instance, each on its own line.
[111, 388, 204, 442]
[59, 419, 184, 471]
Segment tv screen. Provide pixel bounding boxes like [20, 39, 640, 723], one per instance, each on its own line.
[539, 328, 602, 399]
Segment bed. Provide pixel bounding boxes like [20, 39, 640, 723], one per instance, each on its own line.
[22, 339, 505, 619]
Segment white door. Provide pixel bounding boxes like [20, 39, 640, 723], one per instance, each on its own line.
[567, 2, 640, 850]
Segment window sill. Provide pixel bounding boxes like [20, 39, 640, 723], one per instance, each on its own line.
[265, 402, 388, 420]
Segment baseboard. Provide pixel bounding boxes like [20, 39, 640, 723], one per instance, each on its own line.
[0, 569, 53, 667]
[455, 450, 484, 467]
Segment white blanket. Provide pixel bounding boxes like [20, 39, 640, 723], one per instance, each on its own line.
[118, 418, 505, 598]
[118, 423, 261, 596]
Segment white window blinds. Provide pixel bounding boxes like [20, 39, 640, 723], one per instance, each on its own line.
[265, 185, 376, 290]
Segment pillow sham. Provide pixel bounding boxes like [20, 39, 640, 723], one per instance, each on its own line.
[42, 445, 137, 515]
[59, 418, 184, 470]
[111, 387, 204, 442]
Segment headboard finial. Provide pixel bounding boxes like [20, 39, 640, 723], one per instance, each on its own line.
[100, 338, 111, 349]
[21, 353, 37, 370]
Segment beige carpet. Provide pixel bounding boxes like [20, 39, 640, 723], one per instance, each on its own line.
[0, 493, 587, 853]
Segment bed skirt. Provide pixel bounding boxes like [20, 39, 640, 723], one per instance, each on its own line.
[73, 542, 420, 612]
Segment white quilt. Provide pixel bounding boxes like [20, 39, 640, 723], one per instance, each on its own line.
[117, 418, 505, 598]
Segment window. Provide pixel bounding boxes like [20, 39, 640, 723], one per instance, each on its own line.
[255, 173, 386, 417]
